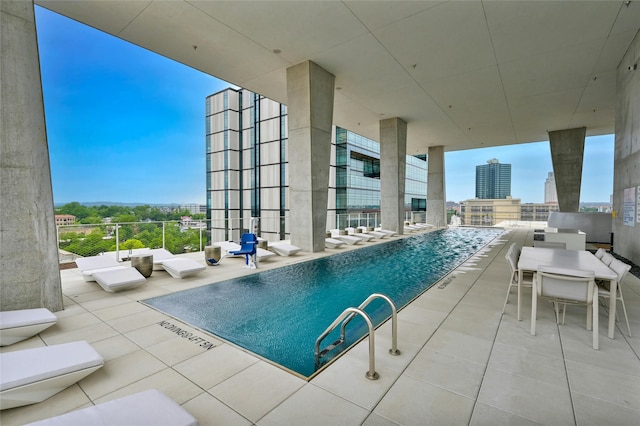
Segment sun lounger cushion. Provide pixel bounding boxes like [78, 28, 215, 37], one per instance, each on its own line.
[147, 248, 176, 270]
[92, 268, 146, 292]
[75, 255, 120, 270]
[26, 389, 198, 426]
[0, 341, 104, 392]
[335, 235, 361, 245]
[161, 258, 206, 279]
[325, 238, 345, 249]
[0, 308, 57, 346]
[269, 243, 301, 256]
[75, 255, 128, 282]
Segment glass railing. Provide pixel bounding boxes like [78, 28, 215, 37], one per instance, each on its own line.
[57, 211, 542, 264]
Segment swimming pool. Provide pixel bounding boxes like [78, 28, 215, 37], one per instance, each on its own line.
[143, 227, 503, 378]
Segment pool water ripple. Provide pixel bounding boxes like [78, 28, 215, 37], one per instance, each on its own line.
[143, 227, 503, 377]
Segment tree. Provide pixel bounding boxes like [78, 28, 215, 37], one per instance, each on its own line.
[120, 239, 145, 249]
[56, 202, 94, 220]
[79, 216, 103, 225]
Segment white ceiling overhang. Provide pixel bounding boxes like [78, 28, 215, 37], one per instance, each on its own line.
[35, 0, 640, 154]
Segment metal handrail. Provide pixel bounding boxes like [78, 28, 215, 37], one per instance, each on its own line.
[340, 293, 400, 356]
[314, 307, 379, 380]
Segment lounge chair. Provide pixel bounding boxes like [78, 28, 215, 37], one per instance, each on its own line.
[0, 308, 57, 346]
[268, 241, 301, 256]
[329, 230, 361, 245]
[356, 226, 387, 239]
[404, 224, 421, 232]
[345, 228, 375, 242]
[375, 227, 397, 237]
[74, 255, 128, 282]
[162, 259, 206, 279]
[325, 237, 345, 249]
[147, 248, 206, 278]
[25, 389, 198, 426]
[103, 248, 151, 262]
[91, 268, 146, 292]
[0, 341, 104, 410]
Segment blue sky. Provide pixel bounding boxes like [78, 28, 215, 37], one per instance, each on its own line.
[35, 6, 613, 206]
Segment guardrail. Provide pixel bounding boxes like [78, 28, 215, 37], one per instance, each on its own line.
[56, 211, 442, 263]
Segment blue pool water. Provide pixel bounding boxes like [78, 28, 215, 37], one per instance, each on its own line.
[143, 227, 503, 377]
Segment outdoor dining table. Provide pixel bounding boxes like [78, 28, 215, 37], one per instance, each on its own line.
[517, 246, 619, 339]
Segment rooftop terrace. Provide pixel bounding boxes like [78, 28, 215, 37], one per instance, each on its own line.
[1, 227, 639, 425]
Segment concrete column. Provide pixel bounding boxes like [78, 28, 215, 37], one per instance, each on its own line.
[426, 146, 446, 227]
[612, 30, 640, 265]
[380, 118, 407, 234]
[286, 61, 334, 252]
[548, 127, 586, 212]
[1, 1, 63, 311]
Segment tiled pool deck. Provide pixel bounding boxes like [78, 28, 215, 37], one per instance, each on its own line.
[1, 227, 639, 425]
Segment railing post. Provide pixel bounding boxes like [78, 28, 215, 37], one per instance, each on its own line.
[115, 224, 120, 260]
[162, 222, 166, 249]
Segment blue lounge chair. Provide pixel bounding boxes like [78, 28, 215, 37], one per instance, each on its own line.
[230, 233, 258, 268]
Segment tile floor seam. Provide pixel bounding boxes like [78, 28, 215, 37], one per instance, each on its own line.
[569, 388, 640, 413]
[359, 234, 508, 425]
[563, 355, 640, 378]
[202, 387, 256, 425]
[558, 322, 580, 426]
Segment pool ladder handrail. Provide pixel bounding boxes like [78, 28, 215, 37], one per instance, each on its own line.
[341, 293, 400, 357]
[314, 293, 400, 380]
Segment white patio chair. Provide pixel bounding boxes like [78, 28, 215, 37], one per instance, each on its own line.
[531, 266, 598, 350]
[600, 252, 615, 266]
[501, 243, 534, 314]
[597, 258, 632, 337]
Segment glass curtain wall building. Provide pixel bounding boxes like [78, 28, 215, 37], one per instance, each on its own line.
[206, 88, 427, 243]
[475, 158, 511, 199]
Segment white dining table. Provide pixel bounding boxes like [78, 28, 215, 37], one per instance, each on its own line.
[517, 247, 619, 339]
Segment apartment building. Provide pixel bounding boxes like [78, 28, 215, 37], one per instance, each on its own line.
[205, 88, 427, 242]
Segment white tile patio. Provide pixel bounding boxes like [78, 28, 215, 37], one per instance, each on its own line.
[1, 227, 639, 425]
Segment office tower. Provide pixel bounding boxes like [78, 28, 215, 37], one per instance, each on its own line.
[544, 172, 558, 204]
[205, 88, 427, 242]
[475, 158, 511, 199]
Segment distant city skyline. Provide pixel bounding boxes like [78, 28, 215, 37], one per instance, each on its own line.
[36, 6, 614, 206]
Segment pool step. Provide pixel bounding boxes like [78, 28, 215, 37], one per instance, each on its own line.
[317, 338, 345, 359]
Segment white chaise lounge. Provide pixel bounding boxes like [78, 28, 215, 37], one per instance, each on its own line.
[0, 308, 57, 346]
[325, 238, 345, 249]
[346, 228, 375, 242]
[329, 230, 361, 245]
[74, 255, 128, 282]
[26, 389, 199, 426]
[268, 241, 301, 256]
[375, 227, 397, 237]
[147, 248, 206, 279]
[0, 341, 104, 410]
[91, 268, 146, 292]
[356, 226, 387, 239]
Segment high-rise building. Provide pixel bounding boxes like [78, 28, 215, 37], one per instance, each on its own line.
[475, 158, 511, 199]
[544, 172, 558, 204]
[205, 88, 427, 243]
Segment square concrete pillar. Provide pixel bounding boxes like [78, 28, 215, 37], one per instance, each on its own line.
[380, 118, 407, 234]
[548, 127, 586, 212]
[1, 0, 63, 311]
[427, 146, 446, 227]
[287, 61, 335, 252]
